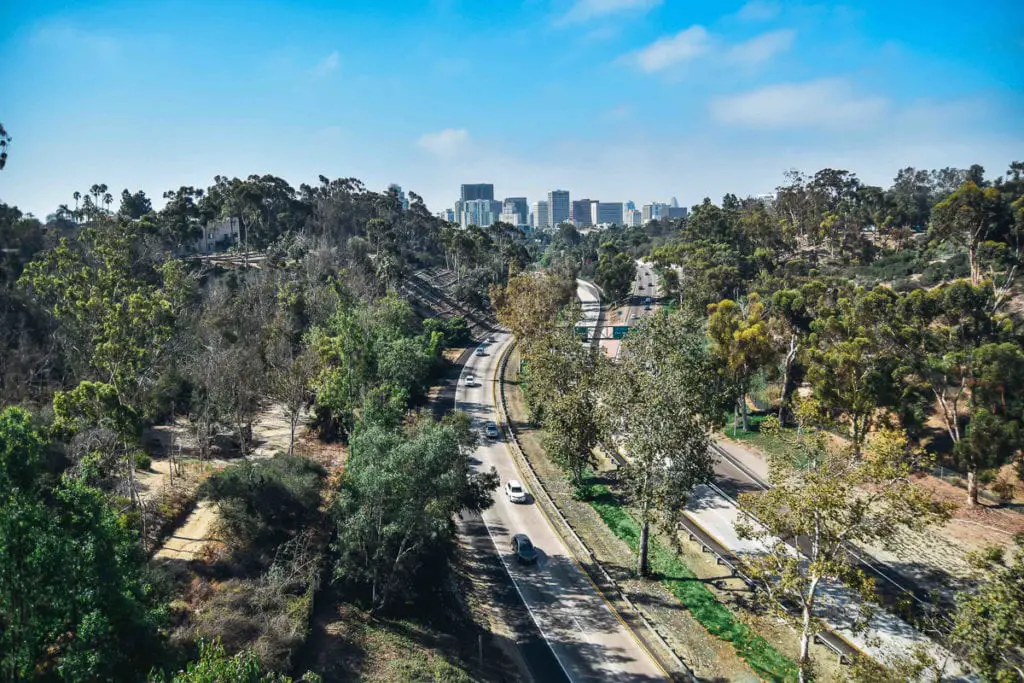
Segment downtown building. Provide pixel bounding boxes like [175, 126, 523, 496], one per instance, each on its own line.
[572, 199, 594, 227]
[460, 199, 501, 228]
[531, 200, 550, 230]
[461, 184, 494, 201]
[593, 201, 623, 226]
[547, 190, 570, 227]
[502, 197, 529, 227]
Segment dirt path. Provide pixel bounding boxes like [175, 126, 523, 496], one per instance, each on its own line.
[154, 500, 223, 561]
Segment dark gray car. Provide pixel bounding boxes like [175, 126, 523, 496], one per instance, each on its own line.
[511, 533, 538, 564]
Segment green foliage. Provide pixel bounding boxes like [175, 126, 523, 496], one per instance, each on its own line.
[199, 454, 327, 550]
[422, 315, 470, 347]
[583, 479, 797, 682]
[952, 535, 1024, 682]
[19, 222, 192, 403]
[332, 415, 498, 613]
[153, 639, 320, 682]
[593, 242, 636, 301]
[0, 407, 162, 681]
[311, 294, 440, 439]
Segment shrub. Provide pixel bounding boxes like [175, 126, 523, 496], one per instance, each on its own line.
[199, 455, 326, 550]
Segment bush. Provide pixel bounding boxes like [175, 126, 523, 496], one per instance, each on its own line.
[199, 455, 327, 550]
[135, 450, 153, 471]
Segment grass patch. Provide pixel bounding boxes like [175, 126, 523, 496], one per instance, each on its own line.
[723, 413, 798, 462]
[584, 481, 798, 683]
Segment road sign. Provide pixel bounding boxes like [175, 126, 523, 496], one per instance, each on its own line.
[574, 326, 589, 339]
[612, 326, 629, 339]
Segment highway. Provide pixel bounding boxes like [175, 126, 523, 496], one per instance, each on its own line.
[456, 333, 666, 683]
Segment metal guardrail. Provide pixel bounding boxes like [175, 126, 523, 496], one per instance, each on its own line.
[494, 340, 693, 681]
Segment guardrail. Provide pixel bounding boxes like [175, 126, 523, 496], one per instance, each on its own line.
[494, 340, 693, 681]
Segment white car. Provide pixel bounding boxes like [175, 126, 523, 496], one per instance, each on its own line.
[464, 374, 477, 387]
[631, 313, 638, 319]
[475, 347, 486, 356]
[505, 480, 527, 503]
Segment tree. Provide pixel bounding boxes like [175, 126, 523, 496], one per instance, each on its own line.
[737, 418, 950, 683]
[269, 342, 320, 456]
[706, 293, 776, 432]
[594, 241, 636, 301]
[897, 281, 1024, 505]
[332, 415, 498, 612]
[0, 122, 10, 170]
[597, 308, 728, 576]
[490, 272, 574, 351]
[930, 182, 1007, 285]
[0, 407, 161, 680]
[805, 286, 900, 456]
[119, 189, 153, 220]
[522, 314, 604, 485]
[951, 535, 1024, 682]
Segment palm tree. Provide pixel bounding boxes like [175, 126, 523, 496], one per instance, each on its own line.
[103, 193, 113, 213]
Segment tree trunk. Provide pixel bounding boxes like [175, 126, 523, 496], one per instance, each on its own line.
[637, 520, 650, 577]
[969, 243, 979, 285]
[289, 411, 298, 456]
[798, 576, 821, 683]
[778, 335, 798, 424]
[967, 468, 979, 507]
[741, 395, 749, 432]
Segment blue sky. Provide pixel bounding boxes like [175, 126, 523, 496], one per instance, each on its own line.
[2, 0, 1022, 217]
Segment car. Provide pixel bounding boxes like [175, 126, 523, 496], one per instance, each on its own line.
[475, 347, 486, 356]
[464, 374, 476, 387]
[511, 533, 538, 564]
[505, 480, 527, 503]
[484, 422, 500, 439]
[488, 335, 498, 342]
[645, 297, 652, 304]
[637, 284, 644, 289]
[631, 313, 638, 319]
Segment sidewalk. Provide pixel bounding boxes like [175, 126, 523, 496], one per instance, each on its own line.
[697, 438, 967, 677]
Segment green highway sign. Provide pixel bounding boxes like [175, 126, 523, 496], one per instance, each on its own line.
[574, 326, 589, 339]
[612, 326, 629, 339]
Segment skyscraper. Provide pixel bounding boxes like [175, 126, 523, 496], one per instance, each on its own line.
[595, 202, 623, 226]
[461, 184, 495, 202]
[503, 197, 528, 226]
[531, 200, 550, 230]
[625, 200, 636, 211]
[388, 184, 409, 210]
[547, 190, 570, 226]
[460, 199, 500, 228]
[624, 208, 642, 227]
[572, 199, 594, 227]
[670, 196, 679, 208]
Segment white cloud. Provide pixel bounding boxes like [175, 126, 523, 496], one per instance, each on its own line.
[31, 20, 119, 58]
[417, 128, 469, 157]
[625, 26, 711, 73]
[725, 28, 794, 66]
[557, 0, 661, 25]
[709, 78, 888, 129]
[624, 26, 794, 73]
[310, 51, 340, 78]
[734, 0, 781, 22]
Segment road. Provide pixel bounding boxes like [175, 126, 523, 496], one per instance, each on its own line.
[590, 261, 659, 358]
[456, 334, 666, 683]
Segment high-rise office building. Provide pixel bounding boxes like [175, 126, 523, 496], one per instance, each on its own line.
[670, 196, 679, 208]
[388, 184, 409, 210]
[503, 197, 528, 226]
[665, 206, 688, 220]
[531, 200, 550, 230]
[642, 203, 665, 223]
[461, 184, 495, 202]
[624, 208, 642, 227]
[595, 202, 623, 226]
[572, 199, 594, 227]
[437, 208, 456, 222]
[461, 199, 500, 228]
[547, 190, 570, 226]
[625, 200, 636, 211]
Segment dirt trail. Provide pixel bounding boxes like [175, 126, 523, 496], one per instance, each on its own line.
[154, 500, 223, 561]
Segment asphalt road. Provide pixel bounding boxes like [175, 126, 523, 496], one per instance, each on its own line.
[456, 334, 666, 683]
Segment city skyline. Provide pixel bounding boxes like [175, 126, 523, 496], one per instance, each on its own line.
[2, 1, 1020, 219]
